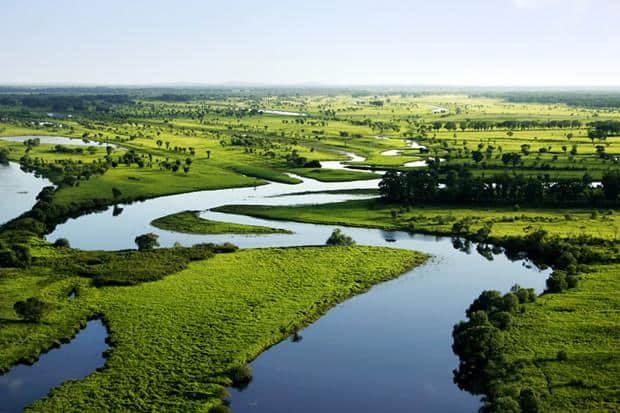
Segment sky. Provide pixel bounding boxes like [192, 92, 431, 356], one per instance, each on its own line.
[1, 0, 619, 86]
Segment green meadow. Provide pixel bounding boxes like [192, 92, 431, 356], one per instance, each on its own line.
[0, 245, 424, 412]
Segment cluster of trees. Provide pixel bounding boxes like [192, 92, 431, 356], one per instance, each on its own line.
[452, 230, 595, 412]
[379, 169, 620, 207]
[488, 91, 620, 108]
[326, 229, 355, 246]
[587, 120, 620, 140]
[13, 297, 48, 323]
[284, 149, 321, 168]
[452, 286, 540, 412]
[0, 94, 131, 112]
[19, 154, 109, 187]
[427, 119, 582, 132]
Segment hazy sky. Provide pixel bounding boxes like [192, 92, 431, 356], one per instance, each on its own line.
[2, 0, 618, 86]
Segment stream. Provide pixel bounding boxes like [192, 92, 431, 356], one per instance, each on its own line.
[0, 142, 549, 412]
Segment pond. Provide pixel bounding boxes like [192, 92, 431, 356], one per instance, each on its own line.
[0, 320, 108, 413]
[0, 136, 121, 148]
[0, 162, 52, 225]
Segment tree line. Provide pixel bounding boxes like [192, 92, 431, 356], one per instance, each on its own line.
[379, 169, 620, 207]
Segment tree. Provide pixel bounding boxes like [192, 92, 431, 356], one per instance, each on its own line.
[230, 364, 252, 389]
[519, 388, 541, 413]
[546, 271, 567, 293]
[14, 297, 47, 322]
[326, 229, 355, 246]
[0, 148, 9, 165]
[472, 150, 483, 164]
[206, 150, 211, 159]
[135, 233, 160, 251]
[601, 171, 620, 200]
[112, 187, 122, 199]
[53, 238, 70, 248]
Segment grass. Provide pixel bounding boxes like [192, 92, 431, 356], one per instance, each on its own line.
[290, 167, 381, 182]
[214, 199, 620, 240]
[0, 245, 425, 411]
[151, 210, 291, 234]
[496, 263, 619, 412]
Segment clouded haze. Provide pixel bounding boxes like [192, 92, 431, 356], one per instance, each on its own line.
[2, 0, 618, 86]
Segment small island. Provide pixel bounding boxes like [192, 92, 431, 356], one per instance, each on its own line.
[151, 210, 292, 235]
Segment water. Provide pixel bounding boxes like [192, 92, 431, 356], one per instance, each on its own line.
[0, 320, 108, 413]
[0, 136, 120, 148]
[259, 110, 307, 117]
[2, 149, 549, 412]
[0, 162, 52, 225]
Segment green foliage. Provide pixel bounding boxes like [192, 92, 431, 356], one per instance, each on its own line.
[546, 271, 568, 293]
[134, 233, 159, 251]
[53, 238, 71, 248]
[326, 228, 355, 246]
[230, 364, 253, 389]
[13, 297, 47, 323]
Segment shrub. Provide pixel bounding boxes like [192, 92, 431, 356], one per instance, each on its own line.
[501, 293, 520, 313]
[511, 284, 536, 303]
[230, 364, 252, 389]
[546, 271, 567, 293]
[0, 248, 19, 267]
[567, 274, 579, 289]
[557, 349, 568, 361]
[135, 233, 160, 251]
[13, 297, 47, 322]
[53, 238, 71, 248]
[490, 311, 512, 330]
[519, 388, 541, 413]
[326, 229, 355, 246]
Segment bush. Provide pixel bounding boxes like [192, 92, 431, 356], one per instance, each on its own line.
[326, 229, 355, 246]
[13, 297, 47, 322]
[567, 274, 579, 289]
[53, 238, 71, 248]
[501, 293, 520, 313]
[557, 349, 568, 361]
[0, 248, 19, 267]
[511, 284, 536, 303]
[546, 271, 567, 293]
[519, 388, 541, 413]
[230, 364, 252, 389]
[135, 233, 160, 251]
[490, 311, 512, 330]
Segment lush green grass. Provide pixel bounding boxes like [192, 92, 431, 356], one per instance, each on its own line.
[215, 199, 620, 240]
[151, 210, 291, 234]
[0, 245, 424, 411]
[290, 167, 380, 182]
[495, 263, 619, 412]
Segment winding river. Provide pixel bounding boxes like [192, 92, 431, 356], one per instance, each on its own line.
[0, 141, 549, 412]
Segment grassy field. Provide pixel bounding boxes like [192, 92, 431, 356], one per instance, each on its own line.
[499, 263, 619, 412]
[151, 210, 291, 234]
[0, 245, 424, 411]
[214, 199, 620, 240]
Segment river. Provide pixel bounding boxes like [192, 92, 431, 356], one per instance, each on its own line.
[0, 143, 548, 412]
